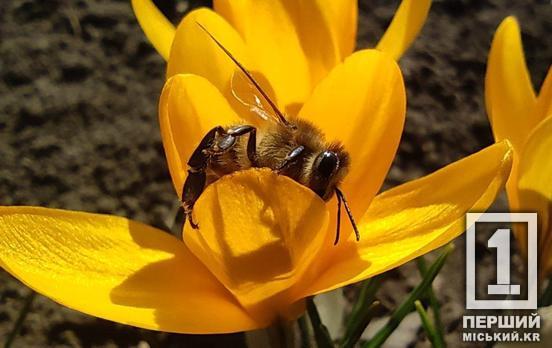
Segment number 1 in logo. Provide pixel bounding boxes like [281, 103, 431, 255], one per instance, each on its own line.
[487, 228, 520, 295]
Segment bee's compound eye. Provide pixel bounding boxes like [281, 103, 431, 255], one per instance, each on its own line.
[315, 151, 339, 177]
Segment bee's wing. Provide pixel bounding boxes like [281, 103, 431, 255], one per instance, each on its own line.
[230, 70, 281, 124]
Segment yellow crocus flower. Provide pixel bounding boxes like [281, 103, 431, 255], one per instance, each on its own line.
[132, 0, 432, 110]
[486, 16, 552, 279]
[0, 0, 514, 335]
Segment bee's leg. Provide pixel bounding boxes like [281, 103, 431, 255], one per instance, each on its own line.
[276, 145, 305, 171]
[245, 127, 257, 166]
[210, 125, 258, 166]
[182, 171, 205, 229]
[182, 126, 225, 229]
[188, 126, 225, 168]
[183, 125, 257, 228]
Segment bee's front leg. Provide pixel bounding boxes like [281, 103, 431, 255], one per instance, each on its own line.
[276, 145, 305, 171]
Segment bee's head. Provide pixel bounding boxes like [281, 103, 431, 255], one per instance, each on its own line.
[308, 143, 350, 201]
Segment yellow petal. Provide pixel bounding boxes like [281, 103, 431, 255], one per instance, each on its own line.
[375, 0, 432, 60]
[485, 16, 538, 154]
[183, 168, 329, 321]
[536, 67, 552, 121]
[131, 0, 175, 61]
[0, 206, 262, 333]
[159, 74, 241, 196]
[167, 8, 250, 94]
[312, 0, 358, 61]
[213, 0, 312, 109]
[517, 117, 552, 277]
[298, 49, 405, 221]
[282, 0, 358, 87]
[267, 0, 358, 86]
[299, 141, 513, 296]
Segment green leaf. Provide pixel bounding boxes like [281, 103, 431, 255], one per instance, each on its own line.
[415, 300, 445, 348]
[298, 314, 313, 348]
[416, 256, 446, 346]
[341, 275, 383, 348]
[5, 290, 36, 348]
[307, 297, 334, 348]
[363, 243, 454, 348]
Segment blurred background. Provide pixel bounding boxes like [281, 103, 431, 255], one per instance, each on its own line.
[0, 0, 550, 347]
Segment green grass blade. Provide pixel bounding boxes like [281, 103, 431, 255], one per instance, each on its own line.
[341, 275, 383, 348]
[363, 243, 454, 348]
[306, 297, 334, 348]
[4, 290, 36, 348]
[416, 256, 446, 346]
[415, 300, 445, 348]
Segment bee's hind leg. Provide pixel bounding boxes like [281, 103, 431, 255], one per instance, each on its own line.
[182, 170, 205, 229]
[182, 125, 258, 229]
[182, 126, 224, 229]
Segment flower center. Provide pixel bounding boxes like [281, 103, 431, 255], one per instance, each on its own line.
[183, 169, 330, 321]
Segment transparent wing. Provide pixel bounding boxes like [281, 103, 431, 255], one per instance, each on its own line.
[230, 70, 281, 124]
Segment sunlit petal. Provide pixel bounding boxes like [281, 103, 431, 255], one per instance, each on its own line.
[299, 49, 405, 222]
[375, 0, 432, 60]
[299, 141, 513, 296]
[213, 0, 312, 109]
[517, 117, 552, 276]
[313, 0, 358, 61]
[159, 74, 241, 196]
[536, 67, 552, 121]
[485, 16, 538, 154]
[167, 8, 250, 96]
[0, 206, 262, 333]
[269, 0, 358, 86]
[131, 0, 175, 61]
[183, 168, 329, 321]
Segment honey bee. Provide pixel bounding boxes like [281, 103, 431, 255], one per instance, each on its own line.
[182, 24, 360, 245]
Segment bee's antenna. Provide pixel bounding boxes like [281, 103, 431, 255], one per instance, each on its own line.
[335, 190, 342, 245]
[196, 22, 291, 127]
[335, 188, 360, 243]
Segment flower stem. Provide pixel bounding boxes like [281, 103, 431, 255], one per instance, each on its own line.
[363, 243, 454, 348]
[416, 256, 446, 346]
[269, 320, 295, 348]
[341, 301, 380, 348]
[539, 275, 552, 307]
[415, 300, 444, 348]
[341, 275, 383, 348]
[4, 290, 36, 348]
[298, 314, 313, 348]
[306, 297, 334, 348]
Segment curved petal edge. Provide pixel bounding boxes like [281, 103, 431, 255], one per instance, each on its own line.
[0, 206, 262, 333]
[376, 0, 432, 60]
[300, 140, 513, 296]
[131, 0, 175, 61]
